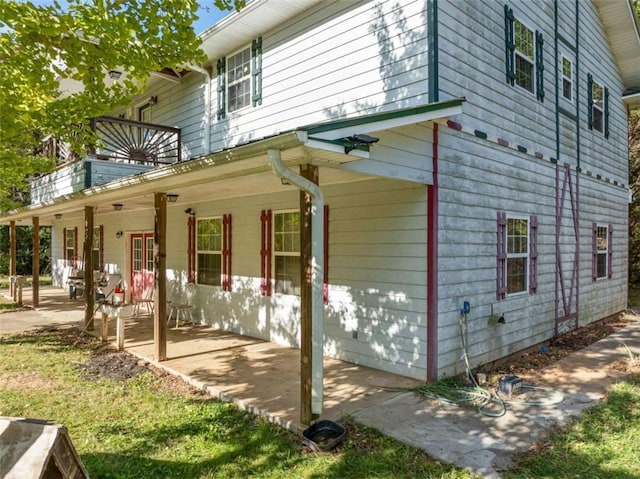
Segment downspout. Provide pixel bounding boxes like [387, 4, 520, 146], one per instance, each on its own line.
[267, 149, 324, 415]
[189, 64, 212, 154]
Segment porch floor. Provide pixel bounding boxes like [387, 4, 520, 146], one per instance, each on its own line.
[4, 287, 422, 431]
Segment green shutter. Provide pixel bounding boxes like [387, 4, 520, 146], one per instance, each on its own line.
[535, 30, 544, 102]
[252, 37, 263, 107]
[604, 86, 609, 139]
[504, 5, 515, 85]
[216, 57, 226, 120]
[587, 73, 593, 130]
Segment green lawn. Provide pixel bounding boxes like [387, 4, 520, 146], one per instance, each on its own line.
[1, 329, 638, 479]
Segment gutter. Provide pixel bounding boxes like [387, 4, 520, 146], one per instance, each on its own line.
[188, 64, 212, 154]
[266, 148, 324, 416]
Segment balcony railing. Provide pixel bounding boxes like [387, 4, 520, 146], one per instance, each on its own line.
[91, 116, 181, 166]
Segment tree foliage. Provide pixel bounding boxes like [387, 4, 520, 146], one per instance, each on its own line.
[0, 0, 243, 211]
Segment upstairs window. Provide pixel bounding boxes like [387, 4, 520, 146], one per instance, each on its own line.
[561, 56, 573, 101]
[514, 20, 534, 93]
[587, 74, 609, 138]
[217, 37, 263, 119]
[504, 6, 544, 101]
[227, 48, 251, 113]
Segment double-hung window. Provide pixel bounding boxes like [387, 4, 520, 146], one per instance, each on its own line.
[592, 223, 612, 281]
[197, 218, 223, 287]
[216, 37, 263, 119]
[92, 226, 104, 271]
[63, 227, 77, 268]
[587, 74, 609, 137]
[504, 6, 544, 101]
[274, 211, 300, 296]
[506, 217, 529, 294]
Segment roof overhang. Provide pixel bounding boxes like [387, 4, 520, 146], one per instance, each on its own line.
[623, 91, 640, 107]
[198, 0, 326, 67]
[595, 0, 640, 94]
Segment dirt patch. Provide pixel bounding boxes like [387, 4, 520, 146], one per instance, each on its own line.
[78, 351, 149, 381]
[478, 312, 637, 380]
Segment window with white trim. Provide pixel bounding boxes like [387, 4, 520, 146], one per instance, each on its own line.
[92, 226, 103, 271]
[506, 217, 529, 294]
[227, 48, 252, 113]
[561, 56, 573, 101]
[596, 225, 608, 279]
[274, 211, 300, 295]
[591, 79, 604, 134]
[65, 228, 76, 267]
[197, 217, 222, 286]
[514, 20, 535, 93]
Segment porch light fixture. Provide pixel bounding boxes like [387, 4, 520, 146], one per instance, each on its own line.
[54, 213, 62, 220]
[115, 230, 123, 239]
[167, 193, 179, 203]
[109, 70, 122, 80]
[149, 95, 158, 105]
[184, 207, 195, 216]
[112, 203, 123, 211]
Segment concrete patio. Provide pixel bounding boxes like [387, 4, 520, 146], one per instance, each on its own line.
[0, 286, 421, 432]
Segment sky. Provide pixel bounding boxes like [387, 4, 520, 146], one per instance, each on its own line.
[28, 1, 233, 34]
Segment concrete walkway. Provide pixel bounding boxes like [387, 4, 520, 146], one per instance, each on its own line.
[2, 286, 639, 478]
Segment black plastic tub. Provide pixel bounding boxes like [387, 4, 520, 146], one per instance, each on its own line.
[302, 420, 346, 451]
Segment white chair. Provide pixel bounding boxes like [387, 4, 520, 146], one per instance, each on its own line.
[133, 284, 155, 317]
[167, 282, 196, 328]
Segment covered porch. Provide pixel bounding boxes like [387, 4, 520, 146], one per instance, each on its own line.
[1, 286, 421, 431]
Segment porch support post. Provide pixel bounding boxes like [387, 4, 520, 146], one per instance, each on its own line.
[300, 164, 319, 425]
[267, 149, 324, 423]
[84, 206, 95, 330]
[32, 216, 40, 307]
[154, 192, 168, 361]
[9, 221, 16, 299]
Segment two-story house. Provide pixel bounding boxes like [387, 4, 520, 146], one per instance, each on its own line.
[3, 0, 639, 418]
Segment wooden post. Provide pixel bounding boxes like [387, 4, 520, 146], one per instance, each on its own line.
[9, 220, 16, 299]
[154, 193, 168, 361]
[84, 206, 95, 330]
[300, 164, 318, 425]
[32, 217, 39, 307]
[101, 313, 109, 342]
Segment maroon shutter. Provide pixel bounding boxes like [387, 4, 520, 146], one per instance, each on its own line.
[63, 227, 67, 267]
[529, 215, 538, 294]
[497, 212, 507, 300]
[99, 225, 104, 272]
[223, 214, 232, 291]
[187, 216, 196, 283]
[608, 224, 613, 279]
[323, 205, 329, 305]
[592, 222, 598, 281]
[73, 227, 78, 268]
[260, 210, 272, 296]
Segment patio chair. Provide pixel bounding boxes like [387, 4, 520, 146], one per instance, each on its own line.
[133, 284, 155, 317]
[167, 282, 196, 328]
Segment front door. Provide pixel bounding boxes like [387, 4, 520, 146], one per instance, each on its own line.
[131, 233, 154, 301]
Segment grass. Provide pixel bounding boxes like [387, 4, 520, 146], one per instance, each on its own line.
[0, 274, 52, 289]
[2, 330, 639, 479]
[0, 329, 473, 479]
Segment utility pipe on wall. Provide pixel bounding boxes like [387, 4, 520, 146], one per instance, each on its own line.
[188, 64, 212, 155]
[266, 149, 324, 415]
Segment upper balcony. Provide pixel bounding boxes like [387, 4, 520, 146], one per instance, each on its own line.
[30, 117, 181, 205]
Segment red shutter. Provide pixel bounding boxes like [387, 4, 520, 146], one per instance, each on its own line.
[323, 205, 329, 305]
[73, 227, 78, 268]
[222, 214, 232, 291]
[187, 216, 196, 283]
[63, 227, 67, 267]
[99, 225, 104, 272]
[608, 224, 613, 279]
[260, 210, 272, 296]
[497, 212, 507, 300]
[529, 215, 538, 294]
[592, 222, 598, 282]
